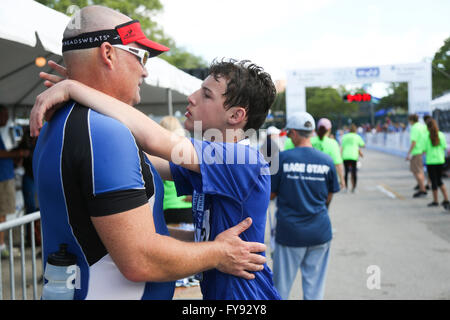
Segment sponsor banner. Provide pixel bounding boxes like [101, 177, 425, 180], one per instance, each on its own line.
[286, 62, 431, 116]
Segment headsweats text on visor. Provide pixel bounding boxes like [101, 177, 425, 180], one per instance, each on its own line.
[62, 20, 169, 58]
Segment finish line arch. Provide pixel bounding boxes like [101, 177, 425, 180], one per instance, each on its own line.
[286, 62, 432, 119]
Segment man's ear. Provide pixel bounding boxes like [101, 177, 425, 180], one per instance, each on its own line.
[228, 106, 247, 126]
[99, 42, 114, 69]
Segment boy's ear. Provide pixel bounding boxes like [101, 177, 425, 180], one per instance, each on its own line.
[227, 106, 247, 126]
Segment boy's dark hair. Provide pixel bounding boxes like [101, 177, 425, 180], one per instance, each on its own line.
[209, 58, 276, 131]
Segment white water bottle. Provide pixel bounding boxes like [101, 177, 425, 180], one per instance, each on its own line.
[42, 243, 77, 300]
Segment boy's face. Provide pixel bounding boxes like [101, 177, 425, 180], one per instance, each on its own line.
[184, 75, 229, 132]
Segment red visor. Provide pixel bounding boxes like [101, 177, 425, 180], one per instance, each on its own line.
[115, 20, 170, 57]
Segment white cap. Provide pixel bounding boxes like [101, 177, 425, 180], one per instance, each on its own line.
[285, 112, 315, 131]
[266, 126, 281, 135]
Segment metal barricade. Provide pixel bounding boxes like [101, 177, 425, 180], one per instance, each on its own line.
[0, 212, 42, 300]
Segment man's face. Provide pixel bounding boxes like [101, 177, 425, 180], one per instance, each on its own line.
[184, 75, 229, 132]
[113, 43, 148, 106]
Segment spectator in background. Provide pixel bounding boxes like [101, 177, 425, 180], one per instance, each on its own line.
[159, 116, 193, 227]
[423, 118, 449, 209]
[260, 125, 281, 174]
[14, 126, 40, 246]
[406, 114, 428, 198]
[341, 124, 365, 193]
[0, 105, 30, 258]
[311, 118, 345, 189]
[422, 115, 432, 190]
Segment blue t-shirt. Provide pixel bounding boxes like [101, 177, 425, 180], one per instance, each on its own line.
[170, 139, 281, 300]
[0, 135, 15, 182]
[33, 102, 174, 300]
[271, 147, 340, 247]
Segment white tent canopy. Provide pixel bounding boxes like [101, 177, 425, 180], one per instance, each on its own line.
[431, 92, 450, 111]
[0, 0, 202, 118]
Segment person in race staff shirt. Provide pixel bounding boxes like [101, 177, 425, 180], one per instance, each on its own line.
[341, 124, 365, 193]
[30, 6, 267, 300]
[31, 55, 280, 300]
[311, 118, 345, 189]
[423, 118, 449, 209]
[271, 112, 340, 300]
[406, 114, 428, 198]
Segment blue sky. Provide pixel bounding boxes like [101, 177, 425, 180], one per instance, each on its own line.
[155, 0, 450, 97]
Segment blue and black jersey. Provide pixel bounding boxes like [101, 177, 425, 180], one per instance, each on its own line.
[33, 101, 174, 300]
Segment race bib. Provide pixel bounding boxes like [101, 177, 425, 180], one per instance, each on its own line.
[192, 192, 211, 242]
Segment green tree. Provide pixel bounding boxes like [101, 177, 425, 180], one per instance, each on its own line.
[376, 82, 408, 111]
[270, 91, 286, 113]
[37, 0, 207, 68]
[266, 87, 359, 126]
[432, 36, 450, 98]
[306, 87, 358, 120]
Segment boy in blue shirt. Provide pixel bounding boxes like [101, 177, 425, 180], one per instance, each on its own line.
[31, 59, 281, 300]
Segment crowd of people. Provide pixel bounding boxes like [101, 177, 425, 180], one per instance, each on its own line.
[0, 3, 448, 302]
[0, 106, 38, 258]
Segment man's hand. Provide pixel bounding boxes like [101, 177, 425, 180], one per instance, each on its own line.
[214, 217, 266, 280]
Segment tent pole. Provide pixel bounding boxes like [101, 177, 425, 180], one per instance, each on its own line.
[14, 56, 63, 106]
[167, 88, 173, 116]
[0, 53, 53, 82]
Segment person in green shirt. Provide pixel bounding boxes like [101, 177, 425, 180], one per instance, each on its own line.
[284, 135, 295, 151]
[423, 118, 449, 208]
[341, 124, 365, 193]
[311, 118, 345, 189]
[406, 114, 428, 198]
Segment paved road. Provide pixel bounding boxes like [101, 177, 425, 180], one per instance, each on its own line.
[290, 148, 450, 300]
[175, 148, 450, 300]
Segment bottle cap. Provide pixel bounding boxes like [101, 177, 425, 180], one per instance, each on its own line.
[47, 243, 77, 266]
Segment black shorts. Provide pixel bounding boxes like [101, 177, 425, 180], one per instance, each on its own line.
[343, 160, 357, 170]
[427, 164, 444, 190]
